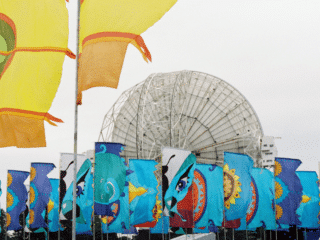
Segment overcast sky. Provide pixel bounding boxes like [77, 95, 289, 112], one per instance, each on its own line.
[1, 0, 319, 207]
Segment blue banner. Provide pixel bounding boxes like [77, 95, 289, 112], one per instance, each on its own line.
[48, 179, 60, 232]
[96, 142, 130, 233]
[150, 185, 169, 234]
[29, 163, 55, 229]
[274, 158, 302, 228]
[129, 159, 159, 226]
[194, 164, 223, 233]
[223, 152, 253, 221]
[296, 171, 320, 229]
[238, 168, 276, 230]
[162, 147, 196, 228]
[61, 159, 93, 235]
[6, 170, 29, 231]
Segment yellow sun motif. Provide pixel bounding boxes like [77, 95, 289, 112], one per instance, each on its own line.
[30, 167, 36, 182]
[6, 192, 13, 208]
[274, 161, 282, 177]
[6, 213, 11, 227]
[29, 186, 35, 204]
[275, 204, 283, 220]
[223, 164, 241, 209]
[275, 181, 283, 200]
[7, 173, 12, 187]
[29, 210, 35, 225]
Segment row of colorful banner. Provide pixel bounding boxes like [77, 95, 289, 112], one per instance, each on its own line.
[3, 142, 320, 236]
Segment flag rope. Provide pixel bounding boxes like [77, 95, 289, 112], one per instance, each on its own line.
[0, 47, 76, 59]
[0, 108, 63, 126]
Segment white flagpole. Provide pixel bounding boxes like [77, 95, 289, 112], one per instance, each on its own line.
[72, 0, 81, 239]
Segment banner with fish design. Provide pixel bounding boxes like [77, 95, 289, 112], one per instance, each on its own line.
[296, 171, 320, 229]
[95, 142, 130, 233]
[48, 179, 60, 232]
[61, 159, 93, 235]
[129, 159, 160, 227]
[161, 147, 196, 228]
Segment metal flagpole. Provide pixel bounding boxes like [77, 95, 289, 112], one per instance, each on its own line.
[72, 0, 81, 239]
[47, 206, 50, 240]
[222, 157, 226, 240]
[273, 165, 277, 240]
[58, 156, 61, 240]
[23, 210, 25, 240]
[93, 145, 96, 240]
[101, 216, 103, 240]
[5, 171, 8, 240]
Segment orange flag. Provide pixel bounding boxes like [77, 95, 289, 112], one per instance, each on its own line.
[77, 0, 178, 104]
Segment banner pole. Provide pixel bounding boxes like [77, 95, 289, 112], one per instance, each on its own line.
[23, 210, 25, 240]
[93, 145, 96, 240]
[72, 0, 81, 239]
[58, 156, 61, 240]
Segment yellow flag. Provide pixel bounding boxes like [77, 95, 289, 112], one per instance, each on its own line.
[0, 0, 74, 148]
[77, 0, 178, 104]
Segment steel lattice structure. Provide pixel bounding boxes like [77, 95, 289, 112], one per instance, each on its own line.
[99, 71, 264, 166]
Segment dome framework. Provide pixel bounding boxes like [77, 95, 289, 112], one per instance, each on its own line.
[99, 71, 263, 167]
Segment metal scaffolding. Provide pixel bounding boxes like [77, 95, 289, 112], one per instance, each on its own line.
[99, 70, 264, 167]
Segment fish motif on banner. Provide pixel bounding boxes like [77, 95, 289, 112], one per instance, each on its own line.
[59, 153, 87, 216]
[296, 171, 320, 229]
[61, 159, 93, 235]
[96, 142, 131, 233]
[162, 147, 196, 228]
[48, 179, 60, 232]
[128, 159, 161, 228]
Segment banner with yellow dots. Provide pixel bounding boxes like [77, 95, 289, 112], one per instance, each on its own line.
[29, 163, 55, 229]
[6, 170, 29, 231]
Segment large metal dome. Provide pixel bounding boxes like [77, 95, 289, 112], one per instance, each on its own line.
[99, 71, 264, 166]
